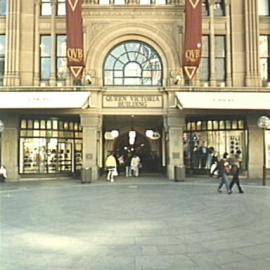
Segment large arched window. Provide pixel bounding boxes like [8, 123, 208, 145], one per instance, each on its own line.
[104, 41, 163, 86]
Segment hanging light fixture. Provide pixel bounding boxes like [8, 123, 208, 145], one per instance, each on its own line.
[128, 115, 136, 145]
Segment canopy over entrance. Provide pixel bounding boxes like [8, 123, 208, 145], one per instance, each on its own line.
[176, 92, 270, 110]
[0, 91, 90, 109]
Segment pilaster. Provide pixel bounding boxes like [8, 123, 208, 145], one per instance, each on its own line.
[4, 0, 21, 86]
[80, 114, 102, 181]
[247, 115, 264, 180]
[0, 114, 19, 181]
[244, 0, 261, 87]
[166, 114, 185, 180]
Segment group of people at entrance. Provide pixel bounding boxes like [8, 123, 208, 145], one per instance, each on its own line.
[105, 152, 141, 182]
[210, 150, 244, 194]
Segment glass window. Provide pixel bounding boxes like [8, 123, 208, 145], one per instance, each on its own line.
[214, 0, 225, 16]
[259, 36, 270, 82]
[19, 118, 82, 174]
[57, 0, 66, 16]
[104, 41, 163, 86]
[0, 0, 7, 16]
[99, 0, 110, 4]
[200, 35, 210, 82]
[40, 35, 51, 80]
[215, 35, 226, 81]
[0, 35, 5, 84]
[114, 0, 126, 4]
[56, 35, 67, 80]
[202, 0, 209, 16]
[184, 119, 247, 172]
[258, 0, 270, 16]
[41, 0, 52, 16]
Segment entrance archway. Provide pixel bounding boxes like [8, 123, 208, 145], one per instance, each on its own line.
[113, 131, 161, 173]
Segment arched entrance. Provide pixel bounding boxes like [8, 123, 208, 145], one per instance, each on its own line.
[113, 131, 162, 174]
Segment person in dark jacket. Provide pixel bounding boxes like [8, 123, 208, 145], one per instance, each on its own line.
[229, 150, 244, 193]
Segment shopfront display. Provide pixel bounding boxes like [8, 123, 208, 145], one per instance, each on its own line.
[19, 117, 82, 174]
[183, 118, 247, 174]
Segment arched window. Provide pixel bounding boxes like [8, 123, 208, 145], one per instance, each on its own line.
[104, 41, 163, 86]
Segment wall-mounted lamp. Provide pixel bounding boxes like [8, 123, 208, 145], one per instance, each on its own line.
[84, 74, 92, 85]
[174, 75, 181, 85]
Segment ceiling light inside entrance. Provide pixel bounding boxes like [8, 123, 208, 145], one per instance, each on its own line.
[129, 130, 136, 145]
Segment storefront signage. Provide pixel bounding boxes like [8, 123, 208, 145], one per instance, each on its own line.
[103, 95, 163, 108]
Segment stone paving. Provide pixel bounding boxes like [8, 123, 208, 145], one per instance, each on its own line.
[1, 175, 270, 270]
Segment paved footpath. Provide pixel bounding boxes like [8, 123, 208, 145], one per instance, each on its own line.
[1, 176, 270, 270]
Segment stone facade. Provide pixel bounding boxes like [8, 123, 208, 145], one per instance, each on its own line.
[0, 0, 270, 182]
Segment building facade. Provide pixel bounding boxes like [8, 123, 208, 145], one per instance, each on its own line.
[0, 0, 270, 182]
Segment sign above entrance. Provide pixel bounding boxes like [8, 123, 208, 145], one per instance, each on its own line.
[103, 95, 163, 108]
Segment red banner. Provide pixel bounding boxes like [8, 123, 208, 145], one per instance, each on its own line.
[183, 0, 202, 80]
[66, 0, 84, 80]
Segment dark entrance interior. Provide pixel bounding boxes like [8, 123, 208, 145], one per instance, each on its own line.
[103, 115, 163, 174]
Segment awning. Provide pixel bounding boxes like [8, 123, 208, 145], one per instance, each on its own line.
[0, 91, 90, 109]
[176, 92, 270, 110]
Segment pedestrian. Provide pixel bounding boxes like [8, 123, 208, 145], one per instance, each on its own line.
[105, 152, 117, 182]
[130, 154, 141, 177]
[229, 150, 244, 193]
[124, 153, 132, 177]
[0, 165, 7, 182]
[217, 152, 232, 194]
[209, 151, 219, 177]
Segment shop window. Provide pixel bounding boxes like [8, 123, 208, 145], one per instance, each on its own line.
[258, 0, 270, 16]
[19, 118, 83, 174]
[184, 118, 247, 173]
[104, 41, 163, 86]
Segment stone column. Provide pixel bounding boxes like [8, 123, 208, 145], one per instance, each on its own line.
[247, 115, 264, 180]
[4, 0, 21, 86]
[225, 0, 232, 86]
[80, 115, 101, 181]
[33, 0, 40, 86]
[166, 115, 185, 180]
[0, 114, 19, 181]
[244, 0, 261, 86]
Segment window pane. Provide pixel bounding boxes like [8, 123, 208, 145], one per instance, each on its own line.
[200, 58, 209, 81]
[215, 36, 225, 57]
[99, 0, 110, 4]
[104, 41, 163, 86]
[57, 1, 66, 16]
[41, 2, 52, 16]
[214, 0, 225, 16]
[140, 0, 151, 5]
[41, 58, 51, 80]
[40, 36, 51, 56]
[258, 0, 269, 16]
[0, 0, 7, 16]
[215, 58, 226, 81]
[57, 35, 66, 57]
